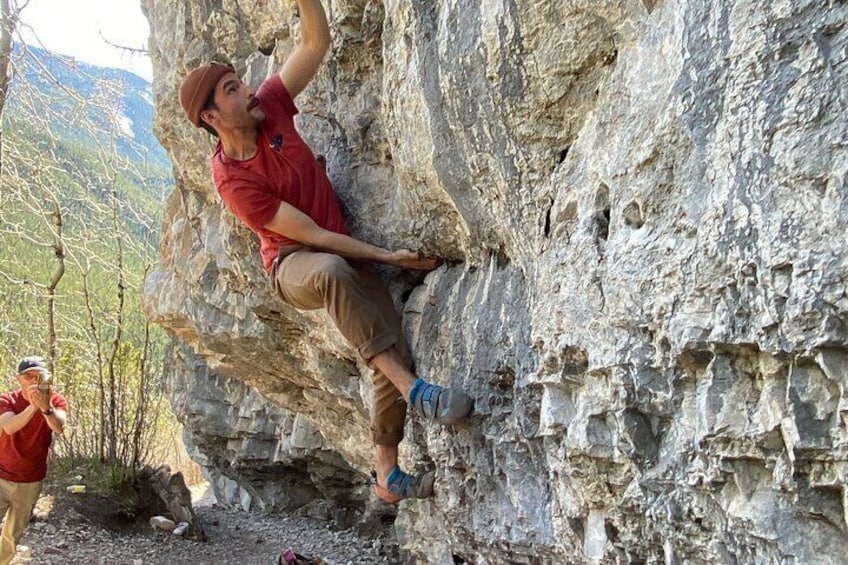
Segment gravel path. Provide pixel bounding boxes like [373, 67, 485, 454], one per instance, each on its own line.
[10, 487, 400, 565]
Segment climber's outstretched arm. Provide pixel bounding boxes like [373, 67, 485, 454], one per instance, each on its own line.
[279, 0, 331, 98]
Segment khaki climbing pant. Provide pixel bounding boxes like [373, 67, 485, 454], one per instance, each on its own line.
[0, 478, 42, 565]
[272, 248, 411, 446]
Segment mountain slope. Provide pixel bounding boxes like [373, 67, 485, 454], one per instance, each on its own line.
[8, 43, 170, 170]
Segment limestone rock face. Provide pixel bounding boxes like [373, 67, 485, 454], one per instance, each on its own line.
[165, 344, 367, 513]
[142, 0, 848, 562]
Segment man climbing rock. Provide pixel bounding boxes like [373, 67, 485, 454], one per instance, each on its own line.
[179, 0, 473, 503]
[0, 356, 68, 565]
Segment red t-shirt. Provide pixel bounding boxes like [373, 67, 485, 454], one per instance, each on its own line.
[0, 389, 68, 483]
[212, 75, 348, 272]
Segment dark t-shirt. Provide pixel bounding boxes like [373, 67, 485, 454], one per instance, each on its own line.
[0, 389, 68, 483]
[212, 74, 348, 272]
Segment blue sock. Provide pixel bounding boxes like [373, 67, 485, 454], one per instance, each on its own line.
[386, 466, 403, 484]
[408, 378, 426, 405]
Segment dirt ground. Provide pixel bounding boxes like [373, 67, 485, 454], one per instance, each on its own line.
[8, 482, 400, 565]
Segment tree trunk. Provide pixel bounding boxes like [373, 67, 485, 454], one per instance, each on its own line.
[83, 273, 107, 462]
[131, 316, 151, 470]
[106, 178, 124, 462]
[0, 0, 15, 175]
[46, 198, 65, 373]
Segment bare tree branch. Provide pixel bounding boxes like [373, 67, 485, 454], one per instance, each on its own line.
[98, 30, 148, 57]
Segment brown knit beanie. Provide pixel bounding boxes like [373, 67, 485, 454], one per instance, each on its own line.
[179, 63, 235, 127]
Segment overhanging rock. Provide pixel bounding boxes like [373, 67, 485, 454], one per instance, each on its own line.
[143, 0, 848, 562]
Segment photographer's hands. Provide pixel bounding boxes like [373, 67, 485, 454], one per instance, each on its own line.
[23, 379, 64, 433]
[25, 385, 52, 413]
[0, 370, 63, 435]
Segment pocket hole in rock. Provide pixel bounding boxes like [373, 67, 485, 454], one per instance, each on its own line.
[623, 201, 644, 229]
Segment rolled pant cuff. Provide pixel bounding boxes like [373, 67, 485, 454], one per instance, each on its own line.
[372, 427, 404, 447]
[359, 330, 398, 363]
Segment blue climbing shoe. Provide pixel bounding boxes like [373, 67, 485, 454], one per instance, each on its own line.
[408, 378, 474, 425]
[372, 467, 435, 504]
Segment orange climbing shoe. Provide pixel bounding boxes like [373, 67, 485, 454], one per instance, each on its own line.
[372, 467, 435, 504]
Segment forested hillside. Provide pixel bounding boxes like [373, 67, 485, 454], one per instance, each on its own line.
[11, 44, 170, 169]
[0, 42, 176, 469]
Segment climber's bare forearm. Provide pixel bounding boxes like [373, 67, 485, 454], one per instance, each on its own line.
[264, 202, 441, 270]
[279, 0, 331, 97]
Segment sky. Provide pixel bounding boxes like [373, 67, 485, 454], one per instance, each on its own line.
[17, 0, 153, 81]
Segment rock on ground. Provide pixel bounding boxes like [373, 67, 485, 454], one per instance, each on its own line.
[10, 491, 396, 565]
